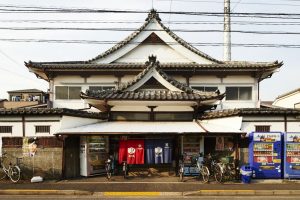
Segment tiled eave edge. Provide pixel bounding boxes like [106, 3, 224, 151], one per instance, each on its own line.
[0, 108, 108, 119]
[200, 108, 300, 120]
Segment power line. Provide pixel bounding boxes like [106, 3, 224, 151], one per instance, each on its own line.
[158, 0, 300, 7]
[0, 27, 300, 35]
[1, 38, 300, 48]
[1, 19, 300, 26]
[1, 7, 300, 18]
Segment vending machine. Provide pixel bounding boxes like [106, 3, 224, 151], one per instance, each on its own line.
[80, 136, 109, 176]
[284, 132, 300, 179]
[249, 132, 283, 179]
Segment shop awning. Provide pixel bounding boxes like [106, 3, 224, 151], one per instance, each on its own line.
[56, 118, 244, 135]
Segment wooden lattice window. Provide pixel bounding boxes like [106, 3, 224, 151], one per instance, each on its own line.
[0, 126, 12, 133]
[35, 126, 50, 134]
[255, 125, 271, 132]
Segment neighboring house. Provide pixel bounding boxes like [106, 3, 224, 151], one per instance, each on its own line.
[273, 88, 300, 109]
[1, 10, 298, 179]
[1, 89, 48, 109]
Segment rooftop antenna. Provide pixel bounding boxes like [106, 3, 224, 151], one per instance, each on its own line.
[224, 0, 231, 61]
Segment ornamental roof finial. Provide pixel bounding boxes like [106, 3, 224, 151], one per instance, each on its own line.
[145, 9, 161, 21]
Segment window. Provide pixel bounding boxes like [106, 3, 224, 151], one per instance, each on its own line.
[110, 112, 150, 121]
[255, 126, 270, 132]
[35, 126, 50, 134]
[154, 113, 193, 121]
[226, 87, 252, 100]
[0, 126, 12, 133]
[192, 86, 218, 92]
[89, 86, 114, 92]
[55, 86, 81, 100]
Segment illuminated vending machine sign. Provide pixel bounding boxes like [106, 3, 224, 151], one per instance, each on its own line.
[284, 133, 300, 178]
[249, 132, 283, 179]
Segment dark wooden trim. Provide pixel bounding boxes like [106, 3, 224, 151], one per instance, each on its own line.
[243, 120, 300, 122]
[22, 115, 25, 137]
[284, 114, 287, 132]
[25, 120, 61, 122]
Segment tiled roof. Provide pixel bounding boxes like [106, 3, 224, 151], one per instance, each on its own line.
[0, 108, 108, 119]
[82, 56, 224, 102]
[86, 9, 222, 64]
[26, 61, 282, 71]
[200, 108, 300, 119]
[7, 89, 45, 93]
[276, 87, 300, 100]
[83, 90, 224, 101]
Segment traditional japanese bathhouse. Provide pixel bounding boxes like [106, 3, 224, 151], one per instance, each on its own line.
[21, 10, 284, 177]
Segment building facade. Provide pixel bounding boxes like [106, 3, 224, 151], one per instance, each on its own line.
[0, 10, 299, 179]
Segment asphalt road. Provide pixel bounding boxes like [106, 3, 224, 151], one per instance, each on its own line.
[0, 182, 300, 192]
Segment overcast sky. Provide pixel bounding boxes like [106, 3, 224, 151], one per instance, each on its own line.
[0, 0, 299, 101]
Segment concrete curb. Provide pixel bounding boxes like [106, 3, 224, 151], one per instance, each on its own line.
[0, 189, 92, 195]
[185, 190, 300, 196]
[1, 189, 300, 196]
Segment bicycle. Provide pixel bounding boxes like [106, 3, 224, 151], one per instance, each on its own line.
[105, 157, 112, 180]
[205, 153, 223, 183]
[194, 153, 210, 183]
[178, 153, 186, 182]
[0, 152, 21, 183]
[178, 153, 209, 183]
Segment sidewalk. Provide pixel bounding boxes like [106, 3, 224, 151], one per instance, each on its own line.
[0, 176, 300, 197]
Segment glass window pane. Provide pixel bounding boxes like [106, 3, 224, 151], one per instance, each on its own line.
[55, 86, 68, 99]
[192, 86, 204, 91]
[69, 87, 81, 99]
[154, 113, 193, 121]
[239, 87, 252, 100]
[226, 87, 238, 100]
[111, 113, 150, 121]
[205, 87, 218, 92]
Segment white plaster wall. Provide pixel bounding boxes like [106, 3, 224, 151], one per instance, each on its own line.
[53, 100, 89, 109]
[287, 122, 300, 132]
[60, 116, 102, 129]
[241, 121, 285, 133]
[26, 121, 60, 137]
[190, 76, 220, 84]
[121, 75, 138, 83]
[115, 44, 192, 63]
[154, 106, 194, 112]
[273, 92, 300, 108]
[171, 75, 187, 84]
[87, 75, 117, 84]
[94, 19, 214, 64]
[0, 117, 23, 137]
[111, 106, 150, 112]
[223, 76, 255, 84]
[53, 76, 84, 84]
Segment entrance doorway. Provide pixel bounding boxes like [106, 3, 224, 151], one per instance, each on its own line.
[64, 136, 80, 178]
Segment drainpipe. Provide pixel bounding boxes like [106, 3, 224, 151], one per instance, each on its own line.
[284, 113, 287, 132]
[22, 115, 25, 137]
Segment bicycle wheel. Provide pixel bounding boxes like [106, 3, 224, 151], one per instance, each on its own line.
[200, 166, 210, 183]
[0, 168, 6, 180]
[214, 165, 223, 183]
[9, 166, 20, 183]
[106, 165, 112, 180]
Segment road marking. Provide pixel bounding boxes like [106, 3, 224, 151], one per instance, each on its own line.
[104, 192, 160, 196]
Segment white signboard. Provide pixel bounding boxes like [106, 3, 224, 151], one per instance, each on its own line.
[287, 133, 300, 142]
[253, 132, 281, 142]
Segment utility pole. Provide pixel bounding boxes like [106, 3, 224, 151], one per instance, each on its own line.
[224, 0, 231, 61]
